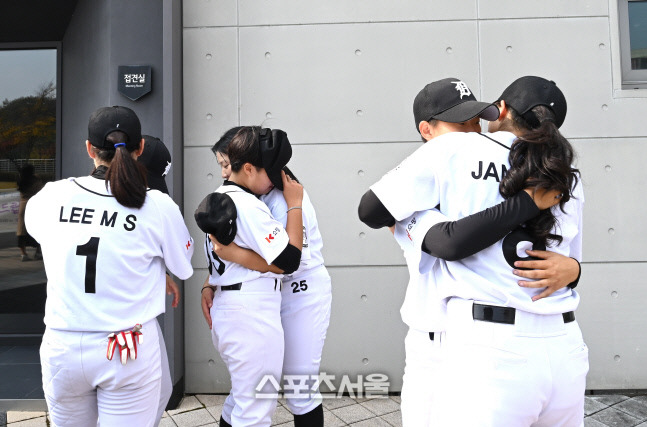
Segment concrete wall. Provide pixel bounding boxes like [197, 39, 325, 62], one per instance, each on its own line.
[182, 0, 647, 392]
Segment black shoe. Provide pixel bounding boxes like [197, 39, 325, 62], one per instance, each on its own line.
[294, 404, 323, 427]
[219, 415, 232, 427]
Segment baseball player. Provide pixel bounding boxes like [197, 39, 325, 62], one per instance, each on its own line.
[195, 126, 304, 427]
[364, 76, 586, 426]
[137, 135, 180, 424]
[202, 126, 331, 426]
[25, 106, 194, 426]
[359, 78, 581, 426]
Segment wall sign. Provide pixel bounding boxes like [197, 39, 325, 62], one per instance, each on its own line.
[118, 65, 152, 101]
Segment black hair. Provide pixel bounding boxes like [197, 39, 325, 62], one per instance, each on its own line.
[91, 130, 148, 208]
[227, 126, 263, 172]
[212, 126, 243, 157]
[499, 104, 580, 246]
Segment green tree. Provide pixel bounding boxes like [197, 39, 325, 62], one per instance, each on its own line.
[0, 81, 56, 165]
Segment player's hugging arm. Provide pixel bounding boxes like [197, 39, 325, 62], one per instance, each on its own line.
[421, 188, 581, 290]
[358, 189, 396, 229]
[421, 191, 541, 261]
[210, 235, 282, 274]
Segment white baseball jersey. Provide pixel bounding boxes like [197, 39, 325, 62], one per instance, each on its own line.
[261, 188, 324, 276]
[372, 131, 584, 315]
[205, 182, 287, 285]
[24, 175, 194, 332]
[394, 210, 448, 332]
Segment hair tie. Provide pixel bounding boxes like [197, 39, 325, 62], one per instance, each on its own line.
[114, 142, 126, 148]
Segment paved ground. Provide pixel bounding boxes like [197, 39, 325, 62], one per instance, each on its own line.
[3, 393, 647, 426]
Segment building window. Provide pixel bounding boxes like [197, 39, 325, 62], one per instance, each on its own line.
[619, 0, 647, 88]
[0, 47, 56, 400]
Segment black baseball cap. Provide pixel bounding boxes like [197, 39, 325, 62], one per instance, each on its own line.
[194, 192, 238, 246]
[138, 135, 172, 194]
[259, 128, 292, 191]
[413, 78, 499, 131]
[88, 106, 142, 149]
[497, 76, 567, 129]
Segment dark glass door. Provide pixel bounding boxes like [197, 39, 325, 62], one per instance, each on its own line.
[0, 48, 56, 399]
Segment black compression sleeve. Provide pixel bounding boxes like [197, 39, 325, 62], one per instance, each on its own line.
[567, 258, 581, 289]
[272, 243, 301, 274]
[358, 189, 396, 229]
[421, 191, 540, 261]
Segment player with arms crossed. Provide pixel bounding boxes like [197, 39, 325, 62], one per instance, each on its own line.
[195, 126, 304, 427]
[359, 78, 581, 426]
[362, 76, 586, 426]
[25, 106, 194, 426]
[202, 126, 331, 426]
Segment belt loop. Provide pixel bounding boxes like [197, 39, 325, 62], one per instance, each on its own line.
[429, 332, 435, 341]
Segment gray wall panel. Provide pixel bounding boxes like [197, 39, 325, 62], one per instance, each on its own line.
[572, 138, 647, 263]
[183, 0, 237, 28]
[478, 0, 608, 19]
[184, 145, 223, 270]
[288, 143, 417, 266]
[576, 263, 647, 389]
[184, 270, 231, 393]
[239, 22, 480, 144]
[479, 18, 613, 139]
[183, 28, 239, 147]
[238, 0, 477, 25]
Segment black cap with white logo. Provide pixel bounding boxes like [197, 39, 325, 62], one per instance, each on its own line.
[413, 78, 500, 131]
[138, 135, 172, 194]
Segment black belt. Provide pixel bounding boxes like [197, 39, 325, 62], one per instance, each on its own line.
[472, 303, 575, 325]
[220, 283, 242, 291]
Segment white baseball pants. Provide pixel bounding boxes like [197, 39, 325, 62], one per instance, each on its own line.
[281, 265, 332, 415]
[211, 277, 284, 427]
[433, 297, 589, 427]
[400, 328, 444, 427]
[40, 319, 162, 427]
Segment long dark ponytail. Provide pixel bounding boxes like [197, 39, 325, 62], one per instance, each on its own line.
[499, 105, 579, 246]
[93, 131, 148, 208]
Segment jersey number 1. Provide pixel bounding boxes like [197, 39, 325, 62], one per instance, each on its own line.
[76, 237, 99, 293]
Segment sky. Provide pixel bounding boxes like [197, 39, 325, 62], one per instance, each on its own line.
[0, 49, 56, 103]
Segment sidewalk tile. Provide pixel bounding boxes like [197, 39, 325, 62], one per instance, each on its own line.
[585, 397, 610, 415]
[615, 397, 647, 421]
[271, 405, 293, 425]
[5, 418, 47, 427]
[159, 417, 178, 427]
[585, 418, 609, 427]
[170, 408, 216, 427]
[350, 417, 391, 426]
[7, 412, 45, 423]
[195, 394, 227, 408]
[323, 408, 346, 427]
[360, 397, 400, 416]
[331, 403, 374, 424]
[590, 407, 642, 427]
[168, 396, 203, 415]
[380, 410, 403, 427]
[322, 396, 356, 410]
[589, 395, 630, 406]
